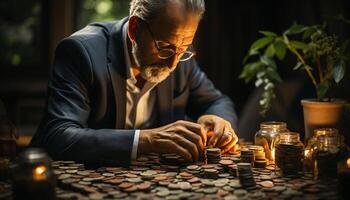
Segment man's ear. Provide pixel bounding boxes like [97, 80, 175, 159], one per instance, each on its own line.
[128, 16, 141, 43]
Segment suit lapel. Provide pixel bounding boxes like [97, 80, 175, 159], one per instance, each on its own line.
[107, 18, 129, 128]
[156, 74, 174, 126]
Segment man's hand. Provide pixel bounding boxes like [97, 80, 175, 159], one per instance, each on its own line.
[197, 114, 238, 153]
[138, 120, 206, 162]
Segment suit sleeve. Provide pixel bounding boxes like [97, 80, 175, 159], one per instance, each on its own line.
[32, 38, 134, 166]
[185, 58, 238, 130]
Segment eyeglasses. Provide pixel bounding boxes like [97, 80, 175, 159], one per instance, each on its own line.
[142, 20, 196, 62]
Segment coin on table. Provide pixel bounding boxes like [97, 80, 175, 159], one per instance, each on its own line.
[234, 189, 247, 196]
[187, 177, 200, 183]
[178, 182, 192, 191]
[260, 180, 274, 188]
[156, 190, 170, 197]
[203, 187, 218, 194]
[219, 159, 234, 166]
[58, 174, 71, 180]
[137, 182, 152, 191]
[118, 182, 133, 189]
[274, 186, 286, 192]
[123, 185, 138, 192]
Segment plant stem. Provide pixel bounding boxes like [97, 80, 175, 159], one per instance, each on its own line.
[316, 57, 323, 82]
[288, 47, 318, 87]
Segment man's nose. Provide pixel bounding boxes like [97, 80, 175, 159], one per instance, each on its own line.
[166, 53, 181, 70]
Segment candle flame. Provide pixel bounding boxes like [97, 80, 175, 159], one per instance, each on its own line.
[33, 165, 47, 180]
[35, 166, 46, 175]
[347, 158, 350, 168]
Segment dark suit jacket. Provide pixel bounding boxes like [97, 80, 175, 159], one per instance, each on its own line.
[30, 17, 238, 165]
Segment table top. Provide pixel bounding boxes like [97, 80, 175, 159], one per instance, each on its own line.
[0, 152, 341, 200]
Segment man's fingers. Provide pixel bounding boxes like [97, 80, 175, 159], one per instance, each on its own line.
[221, 140, 236, 153]
[207, 130, 214, 138]
[208, 124, 224, 147]
[178, 120, 207, 148]
[170, 134, 199, 162]
[157, 139, 193, 162]
[176, 126, 204, 159]
[228, 144, 240, 154]
[216, 126, 233, 147]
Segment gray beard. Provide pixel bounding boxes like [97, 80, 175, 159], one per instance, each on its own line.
[131, 42, 172, 83]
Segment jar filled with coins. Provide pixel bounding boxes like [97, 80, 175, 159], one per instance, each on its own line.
[275, 132, 304, 177]
[313, 134, 347, 180]
[255, 122, 289, 163]
[304, 128, 344, 172]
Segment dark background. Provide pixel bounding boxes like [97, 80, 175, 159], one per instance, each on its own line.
[1, 0, 349, 144]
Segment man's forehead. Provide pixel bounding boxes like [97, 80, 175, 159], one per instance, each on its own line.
[148, 3, 200, 45]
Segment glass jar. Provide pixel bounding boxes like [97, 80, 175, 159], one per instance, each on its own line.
[304, 128, 346, 172]
[255, 122, 289, 163]
[338, 156, 350, 200]
[313, 135, 346, 180]
[275, 132, 304, 177]
[12, 148, 56, 200]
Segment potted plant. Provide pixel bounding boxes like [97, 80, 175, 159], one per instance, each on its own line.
[240, 22, 350, 140]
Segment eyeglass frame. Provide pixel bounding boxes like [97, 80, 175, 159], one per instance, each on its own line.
[141, 19, 196, 62]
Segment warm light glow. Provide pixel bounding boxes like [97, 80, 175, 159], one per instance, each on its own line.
[347, 158, 350, 168]
[304, 149, 309, 157]
[33, 165, 47, 181]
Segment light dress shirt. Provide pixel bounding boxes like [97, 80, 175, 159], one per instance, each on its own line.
[122, 22, 158, 160]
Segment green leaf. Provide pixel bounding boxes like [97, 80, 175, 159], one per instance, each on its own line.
[293, 62, 303, 70]
[249, 37, 274, 52]
[284, 24, 305, 35]
[259, 31, 277, 37]
[316, 82, 329, 100]
[239, 62, 264, 82]
[333, 60, 346, 83]
[265, 44, 275, 57]
[302, 27, 317, 40]
[266, 68, 282, 82]
[274, 41, 287, 60]
[260, 55, 277, 69]
[243, 49, 259, 64]
[289, 41, 309, 50]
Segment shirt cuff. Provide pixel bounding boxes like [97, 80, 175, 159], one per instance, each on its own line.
[131, 129, 140, 160]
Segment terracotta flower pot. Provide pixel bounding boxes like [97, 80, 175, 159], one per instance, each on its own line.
[301, 99, 346, 142]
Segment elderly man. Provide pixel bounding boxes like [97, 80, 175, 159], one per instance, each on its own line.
[30, 0, 238, 165]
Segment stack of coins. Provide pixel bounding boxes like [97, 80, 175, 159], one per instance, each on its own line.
[219, 159, 234, 173]
[237, 163, 256, 188]
[240, 149, 254, 164]
[186, 165, 202, 175]
[275, 143, 303, 176]
[248, 145, 267, 168]
[205, 148, 221, 164]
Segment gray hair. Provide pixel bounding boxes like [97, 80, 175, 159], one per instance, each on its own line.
[130, 0, 205, 22]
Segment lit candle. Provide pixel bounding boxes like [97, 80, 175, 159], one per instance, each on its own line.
[12, 148, 56, 200]
[33, 165, 47, 181]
